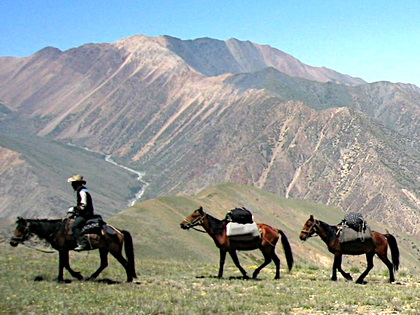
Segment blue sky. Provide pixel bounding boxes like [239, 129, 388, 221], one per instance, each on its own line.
[1, 1, 419, 86]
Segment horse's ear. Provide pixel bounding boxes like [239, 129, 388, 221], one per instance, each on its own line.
[309, 215, 314, 220]
[198, 206, 203, 213]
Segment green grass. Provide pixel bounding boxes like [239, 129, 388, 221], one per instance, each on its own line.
[1, 244, 419, 314]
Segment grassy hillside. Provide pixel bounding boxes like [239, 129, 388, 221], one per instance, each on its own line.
[3, 183, 419, 314]
[108, 183, 420, 272]
[1, 245, 419, 314]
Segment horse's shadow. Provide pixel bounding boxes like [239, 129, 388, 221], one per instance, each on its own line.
[195, 275, 261, 281]
[33, 275, 129, 284]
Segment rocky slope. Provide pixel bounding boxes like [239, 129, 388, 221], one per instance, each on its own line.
[0, 34, 418, 238]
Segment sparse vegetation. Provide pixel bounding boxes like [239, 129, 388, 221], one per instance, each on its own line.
[1, 244, 419, 314]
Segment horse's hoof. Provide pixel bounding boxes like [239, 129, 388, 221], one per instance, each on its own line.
[56, 279, 71, 284]
[74, 273, 84, 281]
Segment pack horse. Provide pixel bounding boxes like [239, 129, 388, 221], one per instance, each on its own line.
[10, 217, 137, 283]
[180, 207, 294, 279]
[299, 215, 399, 284]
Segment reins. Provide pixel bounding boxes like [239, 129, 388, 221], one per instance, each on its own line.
[21, 242, 55, 253]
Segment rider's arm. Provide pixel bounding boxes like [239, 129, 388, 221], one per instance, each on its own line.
[77, 190, 88, 212]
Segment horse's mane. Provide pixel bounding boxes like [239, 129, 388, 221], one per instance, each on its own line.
[318, 220, 339, 236]
[23, 218, 66, 240]
[24, 218, 64, 222]
[206, 213, 225, 235]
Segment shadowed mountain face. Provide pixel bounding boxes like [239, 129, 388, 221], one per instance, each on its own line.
[0, 34, 419, 238]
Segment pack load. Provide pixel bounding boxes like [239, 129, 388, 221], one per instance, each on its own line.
[341, 212, 366, 232]
[225, 207, 260, 241]
[225, 207, 254, 224]
[339, 212, 372, 243]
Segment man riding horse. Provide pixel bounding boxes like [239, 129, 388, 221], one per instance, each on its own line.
[67, 174, 94, 251]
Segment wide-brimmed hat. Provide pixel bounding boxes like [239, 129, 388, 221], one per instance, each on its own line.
[67, 174, 86, 184]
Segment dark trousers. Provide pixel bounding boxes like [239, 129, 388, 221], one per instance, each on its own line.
[72, 216, 87, 243]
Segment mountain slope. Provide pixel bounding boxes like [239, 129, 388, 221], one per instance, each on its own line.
[0, 34, 418, 240]
[0, 125, 142, 220]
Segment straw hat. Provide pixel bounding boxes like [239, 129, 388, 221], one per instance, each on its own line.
[67, 174, 86, 184]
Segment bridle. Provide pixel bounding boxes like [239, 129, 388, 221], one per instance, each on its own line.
[11, 221, 31, 243]
[182, 212, 207, 233]
[300, 219, 319, 240]
[10, 220, 54, 253]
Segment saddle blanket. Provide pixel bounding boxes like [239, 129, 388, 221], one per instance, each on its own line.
[339, 225, 372, 243]
[226, 222, 260, 238]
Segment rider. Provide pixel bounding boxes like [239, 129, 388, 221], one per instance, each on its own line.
[67, 174, 95, 251]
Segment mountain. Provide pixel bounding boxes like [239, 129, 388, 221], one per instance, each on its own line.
[0, 34, 419, 240]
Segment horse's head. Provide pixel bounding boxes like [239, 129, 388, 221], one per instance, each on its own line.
[10, 217, 32, 247]
[180, 207, 206, 230]
[299, 215, 319, 241]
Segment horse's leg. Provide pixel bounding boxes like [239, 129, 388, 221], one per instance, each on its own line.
[58, 250, 83, 282]
[86, 248, 108, 281]
[57, 251, 65, 282]
[335, 254, 353, 281]
[110, 250, 132, 282]
[356, 252, 375, 284]
[252, 248, 274, 279]
[331, 253, 350, 281]
[229, 250, 249, 279]
[217, 249, 226, 278]
[376, 252, 395, 283]
[272, 251, 281, 280]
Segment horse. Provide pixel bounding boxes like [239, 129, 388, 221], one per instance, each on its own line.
[180, 207, 294, 279]
[299, 215, 400, 284]
[10, 217, 137, 283]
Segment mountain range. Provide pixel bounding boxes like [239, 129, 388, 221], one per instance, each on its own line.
[0, 34, 419, 240]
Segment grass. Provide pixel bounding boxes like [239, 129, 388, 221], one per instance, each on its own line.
[1, 244, 419, 314]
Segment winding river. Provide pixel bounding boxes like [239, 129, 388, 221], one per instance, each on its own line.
[104, 155, 149, 206]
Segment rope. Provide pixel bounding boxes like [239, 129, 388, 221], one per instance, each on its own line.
[22, 242, 54, 254]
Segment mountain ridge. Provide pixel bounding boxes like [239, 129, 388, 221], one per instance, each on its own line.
[0, 34, 418, 240]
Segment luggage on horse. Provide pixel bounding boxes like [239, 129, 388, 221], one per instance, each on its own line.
[225, 207, 254, 224]
[339, 225, 373, 243]
[340, 212, 366, 232]
[225, 208, 260, 242]
[339, 212, 372, 244]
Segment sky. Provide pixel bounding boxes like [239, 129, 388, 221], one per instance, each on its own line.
[1, 1, 419, 87]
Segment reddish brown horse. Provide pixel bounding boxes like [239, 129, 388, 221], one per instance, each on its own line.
[299, 215, 399, 284]
[180, 207, 294, 279]
[10, 217, 137, 283]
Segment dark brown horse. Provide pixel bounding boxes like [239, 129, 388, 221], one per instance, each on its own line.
[180, 207, 294, 279]
[299, 215, 399, 284]
[10, 217, 137, 283]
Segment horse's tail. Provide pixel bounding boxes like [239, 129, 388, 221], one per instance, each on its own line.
[278, 229, 294, 271]
[122, 230, 137, 279]
[385, 233, 400, 271]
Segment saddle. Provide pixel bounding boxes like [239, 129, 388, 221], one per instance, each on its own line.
[338, 225, 372, 243]
[65, 215, 116, 238]
[81, 215, 117, 236]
